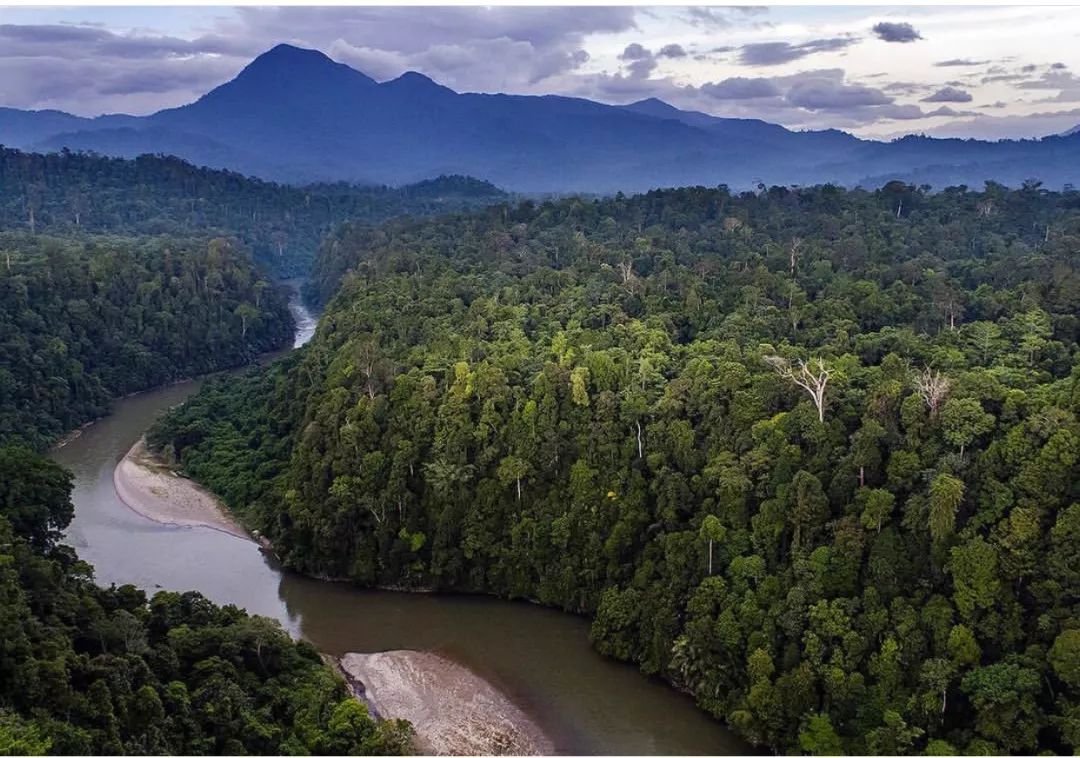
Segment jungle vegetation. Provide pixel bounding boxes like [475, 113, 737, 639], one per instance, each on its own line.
[152, 181, 1080, 754]
[0, 147, 507, 275]
[0, 445, 412, 755]
[0, 232, 295, 450]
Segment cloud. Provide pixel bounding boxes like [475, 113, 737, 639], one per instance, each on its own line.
[619, 43, 650, 61]
[871, 22, 922, 43]
[882, 81, 924, 95]
[681, 7, 769, 29]
[700, 77, 782, 100]
[934, 58, 989, 67]
[923, 106, 1080, 140]
[786, 77, 891, 110]
[925, 105, 979, 117]
[922, 86, 974, 103]
[1017, 70, 1080, 103]
[615, 41, 686, 80]
[737, 36, 858, 66]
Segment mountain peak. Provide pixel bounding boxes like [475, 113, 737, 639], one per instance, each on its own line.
[238, 43, 375, 86]
[629, 97, 678, 113]
[386, 71, 448, 89]
[382, 71, 455, 98]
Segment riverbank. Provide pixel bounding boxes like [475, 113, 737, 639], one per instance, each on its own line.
[113, 437, 253, 542]
[339, 650, 554, 756]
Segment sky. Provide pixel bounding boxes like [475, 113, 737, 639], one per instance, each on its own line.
[2, 5, 1080, 140]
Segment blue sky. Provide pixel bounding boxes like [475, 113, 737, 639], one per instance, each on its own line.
[1, 5, 1079, 139]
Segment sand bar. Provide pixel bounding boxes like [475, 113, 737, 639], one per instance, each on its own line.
[113, 437, 252, 542]
[340, 650, 554, 756]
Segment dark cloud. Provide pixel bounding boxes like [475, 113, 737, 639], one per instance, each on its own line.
[616, 44, 658, 80]
[871, 22, 922, 43]
[626, 58, 658, 80]
[934, 58, 989, 67]
[1052, 62, 1068, 70]
[737, 36, 858, 66]
[700, 77, 782, 100]
[619, 43, 651, 61]
[787, 78, 891, 110]
[922, 86, 973, 103]
[615, 42, 686, 80]
[1016, 70, 1080, 103]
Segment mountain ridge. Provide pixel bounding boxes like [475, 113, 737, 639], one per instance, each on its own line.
[3, 43, 1079, 192]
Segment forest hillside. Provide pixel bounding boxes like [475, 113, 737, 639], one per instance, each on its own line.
[153, 181, 1080, 754]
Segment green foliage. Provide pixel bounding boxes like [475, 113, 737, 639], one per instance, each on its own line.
[0, 232, 294, 449]
[1050, 630, 1080, 689]
[0, 147, 507, 276]
[0, 446, 407, 756]
[154, 183, 1080, 754]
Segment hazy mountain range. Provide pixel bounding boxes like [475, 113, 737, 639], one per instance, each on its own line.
[2, 43, 1079, 193]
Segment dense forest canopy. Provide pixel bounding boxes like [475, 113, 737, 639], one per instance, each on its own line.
[0, 232, 293, 449]
[0, 445, 412, 754]
[0, 147, 508, 275]
[154, 181, 1080, 754]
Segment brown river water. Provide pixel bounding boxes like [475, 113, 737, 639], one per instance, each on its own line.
[52, 288, 748, 755]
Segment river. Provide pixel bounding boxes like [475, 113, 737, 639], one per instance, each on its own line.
[53, 286, 747, 756]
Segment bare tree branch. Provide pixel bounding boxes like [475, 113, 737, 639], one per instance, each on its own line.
[765, 354, 833, 423]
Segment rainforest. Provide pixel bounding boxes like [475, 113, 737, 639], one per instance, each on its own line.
[149, 181, 1080, 754]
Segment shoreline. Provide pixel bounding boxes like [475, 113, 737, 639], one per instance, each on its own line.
[339, 650, 554, 756]
[113, 437, 254, 542]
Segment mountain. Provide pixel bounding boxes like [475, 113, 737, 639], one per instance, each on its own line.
[1062, 124, 1080, 137]
[4, 43, 1080, 192]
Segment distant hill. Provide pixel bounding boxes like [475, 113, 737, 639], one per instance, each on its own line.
[0, 146, 507, 275]
[2, 43, 1079, 192]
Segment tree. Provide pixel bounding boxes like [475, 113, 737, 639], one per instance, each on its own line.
[858, 488, 895, 533]
[699, 515, 726, 575]
[0, 446, 73, 548]
[1050, 629, 1080, 689]
[765, 354, 834, 423]
[948, 537, 1000, 619]
[940, 398, 994, 457]
[0, 712, 51, 755]
[798, 713, 842, 756]
[928, 473, 964, 544]
[913, 367, 951, 418]
[496, 455, 528, 501]
[234, 302, 260, 340]
[961, 663, 1043, 752]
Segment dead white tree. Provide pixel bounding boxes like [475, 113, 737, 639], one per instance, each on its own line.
[765, 355, 833, 423]
[913, 367, 951, 418]
[789, 237, 804, 275]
